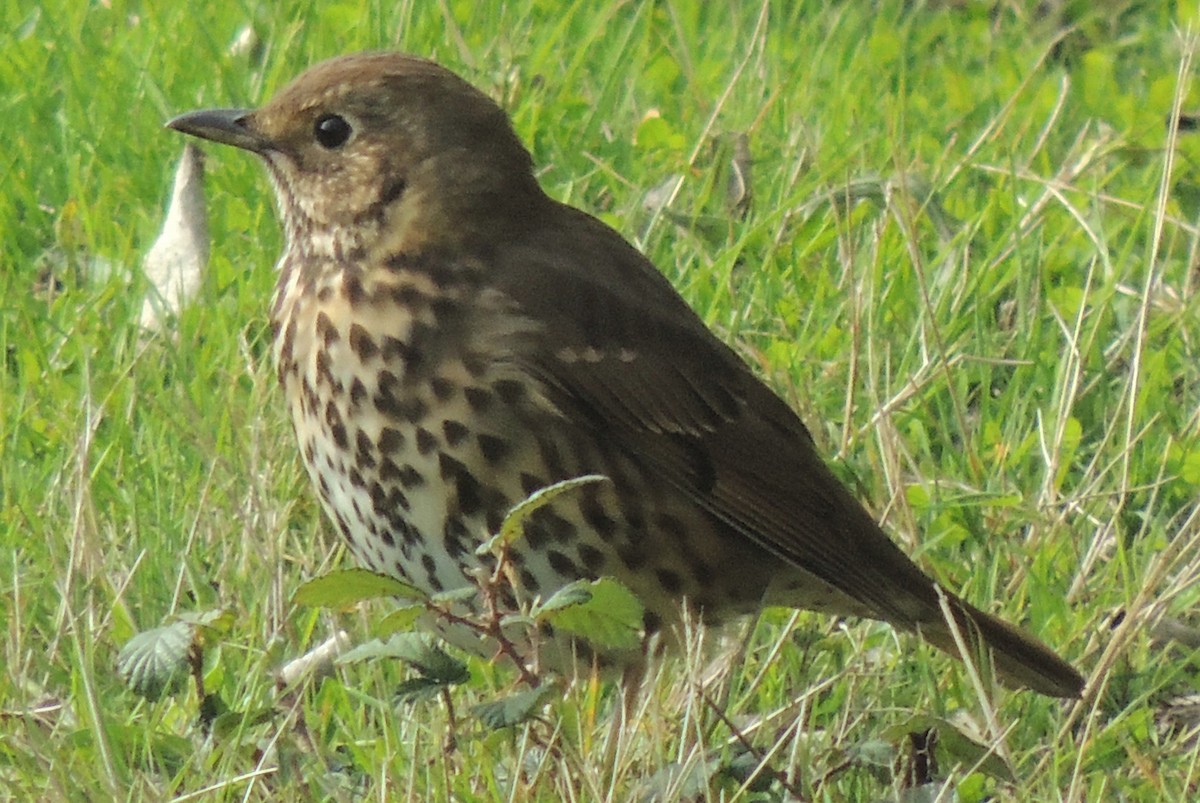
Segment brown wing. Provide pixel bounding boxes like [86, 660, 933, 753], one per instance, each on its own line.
[493, 203, 940, 623]
[489, 202, 1084, 697]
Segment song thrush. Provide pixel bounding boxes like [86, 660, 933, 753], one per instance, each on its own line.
[168, 52, 1084, 697]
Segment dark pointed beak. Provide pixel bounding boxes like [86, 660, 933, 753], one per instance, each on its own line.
[166, 108, 267, 153]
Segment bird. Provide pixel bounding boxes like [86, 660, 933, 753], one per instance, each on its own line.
[167, 52, 1084, 698]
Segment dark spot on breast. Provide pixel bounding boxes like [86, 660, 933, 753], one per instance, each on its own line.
[398, 464, 425, 488]
[334, 512, 352, 542]
[519, 472, 546, 496]
[477, 434, 510, 465]
[400, 396, 428, 422]
[577, 544, 605, 575]
[378, 426, 405, 454]
[439, 452, 482, 515]
[580, 490, 618, 541]
[537, 510, 576, 544]
[416, 427, 438, 455]
[378, 458, 402, 482]
[349, 323, 378, 360]
[464, 387, 493, 412]
[379, 527, 395, 547]
[315, 311, 339, 346]
[278, 317, 297, 365]
[442, 419, 469, 446]
[430, 376, 456, 401]
[385, 485, 411, 513]
[343, 274, 366, 305]
[524, 523, 549, 550]
[381, 335, 415, 367]
[355, 429, 375, 460]
[325, 402, 348, 448]
[397, 517, 420, 546]
[315, 349, 334, 387]
[317, 286, 333, 302]
[485, 506, 505, 535]
[350, 377, 368, 408]
[519, 568, 540, 593]
[443, 517, 469, 559]
[374, 375, 423, 423]
[546, 549, 578, 577]
[349, 467, 365, 488]
[301, 380, 319, 417]
[655, 568, 684, 595]
[536, 436, 567, 478]
[391, 284, 425, 307]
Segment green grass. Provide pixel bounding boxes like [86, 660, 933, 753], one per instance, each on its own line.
[4, 0, 1200, 799]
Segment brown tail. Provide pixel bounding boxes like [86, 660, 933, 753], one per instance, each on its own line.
[916, 592, 1084, 698]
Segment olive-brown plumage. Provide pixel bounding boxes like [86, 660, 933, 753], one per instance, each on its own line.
[168, 52, 1084, 697]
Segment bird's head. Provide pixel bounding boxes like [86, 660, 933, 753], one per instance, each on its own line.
[167, 52, 542, 259]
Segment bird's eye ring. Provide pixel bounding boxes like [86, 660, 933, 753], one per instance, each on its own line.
[313, 114, 352, 149]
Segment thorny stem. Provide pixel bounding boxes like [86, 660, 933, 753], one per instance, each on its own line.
[441, 687, 458, 754]
[424, 542, 543, 689]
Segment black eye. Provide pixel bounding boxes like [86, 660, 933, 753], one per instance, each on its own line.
[313, 113, 352, 148]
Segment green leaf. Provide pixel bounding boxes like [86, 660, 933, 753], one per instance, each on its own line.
[430, 585, 478, 606]
[293, 568, 426, 608]
[394, 676, 451, 704]
[338, 634, 469, 686]
[116, 621, 195, 702]
[470, 684, 557, 730]
[376, 605, 424, 638]
[177, 608, 235, 634]
[477, 474, 610, 556]
[539, 578, 644, 651]
[530, 579, 594, 619]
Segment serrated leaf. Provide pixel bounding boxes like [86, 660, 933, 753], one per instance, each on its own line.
[177, 608, 234, 634]
[540, 578, 644, 651]
[430, 585, 478, 606]
[477, 475, 609, 556]
[531, 579, 594, 619]
[471, 684, 557, 730]
[883, 716, 1014, 783]
[376, 605, 423, 638]
[116, 621, 195, 702]
[394, 676, 451, 704]
[338, 634, 469, 686]
[499, 613, 536, 630]
[293, 568, 426, 608]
